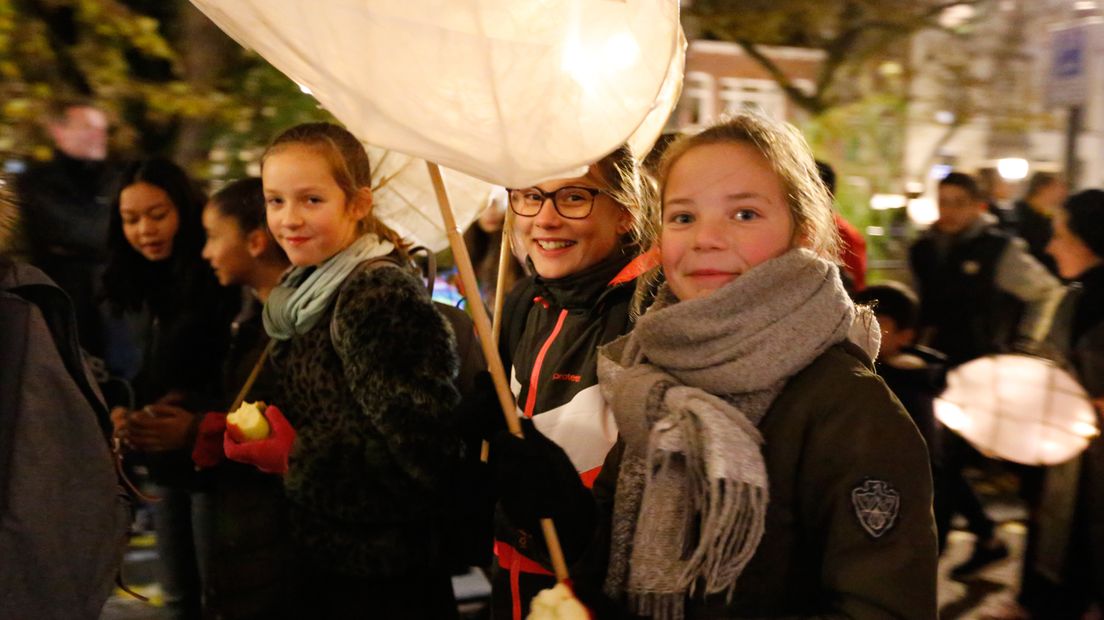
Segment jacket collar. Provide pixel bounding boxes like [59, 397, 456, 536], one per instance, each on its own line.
[530, 245, 638, 310]
[1075, 263, 1104, 288]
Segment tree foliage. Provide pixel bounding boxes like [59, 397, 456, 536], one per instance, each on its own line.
[687, 0, 988, 116]
[0, 0, 328, 178]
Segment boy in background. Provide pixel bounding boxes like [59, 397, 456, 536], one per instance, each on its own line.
[857, 282, 1009, 576]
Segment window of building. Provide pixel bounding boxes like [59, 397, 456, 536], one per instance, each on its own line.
[718, 77, 787, 120]
[680, 71, 716, 129]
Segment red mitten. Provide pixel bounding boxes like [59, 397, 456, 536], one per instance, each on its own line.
[192, 412, 227, 469]
[223, 405, 296, 474]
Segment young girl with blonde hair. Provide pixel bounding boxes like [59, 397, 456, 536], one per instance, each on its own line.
[235, 122, 463, 618]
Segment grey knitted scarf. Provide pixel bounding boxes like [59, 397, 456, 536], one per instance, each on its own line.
[597, 249, 867, 619]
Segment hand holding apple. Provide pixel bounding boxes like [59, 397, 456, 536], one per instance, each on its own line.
[223, 404, 295, 474]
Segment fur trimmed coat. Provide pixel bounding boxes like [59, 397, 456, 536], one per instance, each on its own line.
[272, 262, 462, 578]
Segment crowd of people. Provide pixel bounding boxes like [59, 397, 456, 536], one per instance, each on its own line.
[0, 97, 1102, 620]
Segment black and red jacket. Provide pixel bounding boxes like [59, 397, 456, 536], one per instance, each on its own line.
[492, 247, 654, 619]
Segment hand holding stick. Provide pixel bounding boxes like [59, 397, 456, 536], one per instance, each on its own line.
[426, 162, 570, 582]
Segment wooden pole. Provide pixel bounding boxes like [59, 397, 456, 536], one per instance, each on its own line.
[426, 162, 520, 436]
[229, 340, 276, 412]
[491, 206, 515, 344]
[426, 162, 570, 583]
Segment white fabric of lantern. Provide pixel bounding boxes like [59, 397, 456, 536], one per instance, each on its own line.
[369, 147, 493, 252]
[934, 354, 1099, 465]
[189, 0, 683, 188]
[626, 27, 686, 161]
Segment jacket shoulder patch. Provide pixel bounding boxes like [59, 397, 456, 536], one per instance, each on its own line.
[851, 479, 900, 539]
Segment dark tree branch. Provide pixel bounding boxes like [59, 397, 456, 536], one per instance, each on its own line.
[735, 38, 827, 115]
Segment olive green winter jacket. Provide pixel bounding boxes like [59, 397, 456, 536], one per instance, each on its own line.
[590, 342, 938, 619]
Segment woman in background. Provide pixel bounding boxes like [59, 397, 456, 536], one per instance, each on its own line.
[104, 158, 239, 619]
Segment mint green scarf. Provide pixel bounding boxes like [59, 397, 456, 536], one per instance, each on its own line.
[263, 234, 394, 341]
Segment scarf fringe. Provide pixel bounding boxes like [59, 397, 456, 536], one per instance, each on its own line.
[684, 481, 768, 595]
[627, 592, 687, 620]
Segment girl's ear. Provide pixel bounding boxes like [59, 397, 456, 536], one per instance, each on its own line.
[791, 215, 810, 250]
[615, 206, 634, 236]
[351, 187, 374, 220]
[245, 228, 270, 259]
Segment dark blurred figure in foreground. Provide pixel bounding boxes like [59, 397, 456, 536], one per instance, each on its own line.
[1, 179, 130, 620]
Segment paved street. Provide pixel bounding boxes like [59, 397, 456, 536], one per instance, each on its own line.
[102, 515, 1029, 620]
[939, 522, 1026, 619]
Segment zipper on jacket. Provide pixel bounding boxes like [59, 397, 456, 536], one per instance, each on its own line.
[522, 308, 569, 418]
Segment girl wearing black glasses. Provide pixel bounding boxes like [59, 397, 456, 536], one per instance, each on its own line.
[488, 146, 655, 619]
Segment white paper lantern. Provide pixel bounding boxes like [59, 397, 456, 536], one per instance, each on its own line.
[626, 27, 686, 161]
[189, 0, 683, 188]
[934, 354, 1099, 465]
[369, 147, 493, 252]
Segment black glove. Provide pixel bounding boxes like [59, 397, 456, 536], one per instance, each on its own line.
[461, 370, 508, 446]
[489, 418, 596, 562]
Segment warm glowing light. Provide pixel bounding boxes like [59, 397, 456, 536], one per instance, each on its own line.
[939, 4, 976, 28]
[562, 31, 640, 91]
[934, 400, 970, 431]
[908, 197, 939, 226]
[879, 61, 903, 77]
[935, 110, 956, 124]
[997, 158, 1029, 180]
[870, 194, 908, 210]
[939, 354, 1098, 465]
[1073, 421, 1101, 438]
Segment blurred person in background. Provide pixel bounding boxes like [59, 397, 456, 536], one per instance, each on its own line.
[977, 167, 1015, 229]
[463, 188, 526, 309]
[1010, 172, 1067, 276]
[105, 158, 239, 619]
[190, 177, 295, 618]
[14, 98, 118, 366]
[910, 171, 1063, 366]
[909, 171, 1064, 579]
[1012, 189, 1104, 620]
[816, 160, 866, 294]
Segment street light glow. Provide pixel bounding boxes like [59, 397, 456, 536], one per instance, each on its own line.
[997, 157, 1029, 180]
[870, 193, 907, 210]
[908, 197, 939, 227]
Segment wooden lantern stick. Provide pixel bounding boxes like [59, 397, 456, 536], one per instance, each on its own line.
[425, 162, 570, 583]
[491, 205, 515, 344]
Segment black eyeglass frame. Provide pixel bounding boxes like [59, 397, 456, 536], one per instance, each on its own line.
[506, 186, 603, 220]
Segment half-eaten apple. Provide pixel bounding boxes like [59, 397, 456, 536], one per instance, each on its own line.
[227, 400, 270, 442]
